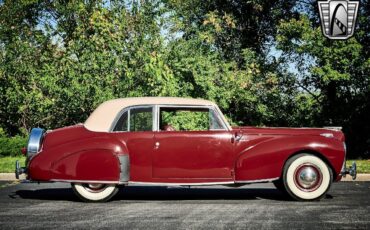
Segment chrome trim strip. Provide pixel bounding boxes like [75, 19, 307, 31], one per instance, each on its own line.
[118, 155, 130, 182]
[323, 126, 342, 131]
[154, 104, 159, 131]
[50, 179, 124, 184]
[235, 177, 279, 183]
[128, 181, 235, 186]
[127, 109, 131, 131]
[47, 178, 279, 185]
[320, 133, 334, 138]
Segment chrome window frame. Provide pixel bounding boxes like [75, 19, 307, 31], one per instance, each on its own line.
[110, 104, 230, 132]
[110, 105, 155, 132]
[156, 105, 228, 131]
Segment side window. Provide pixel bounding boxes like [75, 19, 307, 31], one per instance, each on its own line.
[113, 107, 153, 132]
[209, 109, 225, 130]
[160, 107, 225, 131]
[113, 111, 128, 131]
[129, 107, 153, 131]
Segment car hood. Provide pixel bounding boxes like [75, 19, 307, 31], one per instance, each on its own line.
[233, 126, 345, 142]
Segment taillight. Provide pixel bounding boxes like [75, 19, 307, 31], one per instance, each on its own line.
[21, 147, 27, 156]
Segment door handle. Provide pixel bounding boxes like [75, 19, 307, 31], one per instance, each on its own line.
[154, 142, 160, 149]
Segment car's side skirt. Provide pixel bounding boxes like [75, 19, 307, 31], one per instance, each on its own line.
[128, 181, 235, 186]
[48, 178, 279, 185]
[234, 177, 279, 183]
[50, 179, 123, 184]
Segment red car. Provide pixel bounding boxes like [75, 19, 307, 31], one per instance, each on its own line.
[16, 97, 356, 202]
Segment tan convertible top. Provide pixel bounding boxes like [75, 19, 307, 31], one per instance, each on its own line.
[84, 97, 230, 132]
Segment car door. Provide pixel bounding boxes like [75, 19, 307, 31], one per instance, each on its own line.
[111, 106, 156, 182]
[152, 106, 235, 180]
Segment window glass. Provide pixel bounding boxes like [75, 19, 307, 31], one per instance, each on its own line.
[129, 107, 153, 131]
[160, 107, 225, 131]
[209, 110, 225, 130]
[113, 111, 128, 131]
[113, 107, 153, 132]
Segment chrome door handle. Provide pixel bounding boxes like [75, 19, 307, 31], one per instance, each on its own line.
[154, 142, 160, 149]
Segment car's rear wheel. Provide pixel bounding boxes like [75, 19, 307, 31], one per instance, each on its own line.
[71, 183, 118, 202]
[282, 154, 333, 201]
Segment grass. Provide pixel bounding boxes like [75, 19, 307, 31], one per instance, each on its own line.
[346, 160, 370, 173]
[0, 156, 369, 173]
[0, 156, 25, 173]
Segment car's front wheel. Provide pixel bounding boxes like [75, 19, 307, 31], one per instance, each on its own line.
[71, 183, 119, 202]
[282, 154, 333, 201]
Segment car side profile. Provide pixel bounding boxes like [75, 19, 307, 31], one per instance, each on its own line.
[16, 97, 356, 202]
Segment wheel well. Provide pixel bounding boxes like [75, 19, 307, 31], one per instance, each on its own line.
[282, 150, 336, 182]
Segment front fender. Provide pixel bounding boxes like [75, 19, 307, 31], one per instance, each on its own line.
[234, 135, 345, 181]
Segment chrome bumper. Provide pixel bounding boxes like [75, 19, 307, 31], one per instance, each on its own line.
[15, 160, 26, 179]
[341, 161, 357, 180]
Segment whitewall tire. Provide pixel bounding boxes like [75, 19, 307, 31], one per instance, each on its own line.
[283, 154, 333, 201]
[71, 183, 119, 202]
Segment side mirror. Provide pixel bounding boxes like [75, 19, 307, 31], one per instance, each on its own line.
[231, 132, 243, 143]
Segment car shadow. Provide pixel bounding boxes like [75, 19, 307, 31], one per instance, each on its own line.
[11, 188, 80, 202]
[113, 186, 293, 201]
[11, 185, 298, 202]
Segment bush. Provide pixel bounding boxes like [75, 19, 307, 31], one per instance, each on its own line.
[0, 128, 28, 157]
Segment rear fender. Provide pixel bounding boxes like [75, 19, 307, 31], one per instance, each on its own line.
[28, 136, 130, 182]
[51, 149, 121, 181]
[234, 135, 345, 182]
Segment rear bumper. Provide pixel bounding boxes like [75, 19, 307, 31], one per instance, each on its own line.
[340, 161, 357, 180]
[15, 160, 26, 180]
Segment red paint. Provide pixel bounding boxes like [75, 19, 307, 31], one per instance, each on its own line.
[233, 128, 345, 182]
[27, 121, 346, 184]
[152, 131, 234, 179]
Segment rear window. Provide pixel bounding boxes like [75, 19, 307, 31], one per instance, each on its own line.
[113, 107, 153, 132]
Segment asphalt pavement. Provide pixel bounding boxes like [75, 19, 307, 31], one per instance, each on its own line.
[0, 181, 369, 229]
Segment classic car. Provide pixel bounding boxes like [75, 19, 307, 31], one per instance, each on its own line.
[15, 97, 356, 202]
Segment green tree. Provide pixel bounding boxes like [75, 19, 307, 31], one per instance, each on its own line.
[0, 0, 368, 159]
[276, 3, 370, 158]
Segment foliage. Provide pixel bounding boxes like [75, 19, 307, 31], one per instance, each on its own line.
[0, 0, 369, 158]
[276, 8, 370, 158]
[346, 160, 370, 174]
[130, 108, 153, 131]
[161, 109, 209, 131]
[0, 129, 27, 157]
[0, 156, 25, 173]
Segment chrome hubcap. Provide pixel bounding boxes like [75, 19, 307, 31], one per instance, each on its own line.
[298, 167, 317, 188]
[294, 164, 323, 192]
[83, 184, 106, 193]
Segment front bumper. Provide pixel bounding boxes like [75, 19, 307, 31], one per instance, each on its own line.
[15, 160, 26, 179]
[340, 161, 357, 180]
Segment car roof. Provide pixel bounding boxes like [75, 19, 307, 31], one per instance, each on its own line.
[84, 97, 226, 132]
